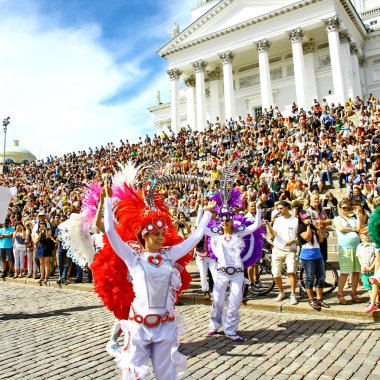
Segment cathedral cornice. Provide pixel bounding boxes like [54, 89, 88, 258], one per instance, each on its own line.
[158, 0, 367, 58]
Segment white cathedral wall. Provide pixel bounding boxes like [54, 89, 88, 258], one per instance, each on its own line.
[364, 35, 380, 99]
[276, 85, 297, 113]
[316, 75, 334, 102]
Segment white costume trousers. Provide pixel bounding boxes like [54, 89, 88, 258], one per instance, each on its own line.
[118, 319, 185, 380]
[195, 256, 217, 292]
[209, 271, 244, 336]
[13, 244, 26, 270]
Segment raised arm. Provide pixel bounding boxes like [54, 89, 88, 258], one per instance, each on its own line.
[168, 201, 216, 261]
[103, 182, 135, 267]
[95, 188, 105, 232]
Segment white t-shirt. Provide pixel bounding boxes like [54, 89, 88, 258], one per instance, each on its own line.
[356, 242, 377, 268]
[273, 215, 299, 251]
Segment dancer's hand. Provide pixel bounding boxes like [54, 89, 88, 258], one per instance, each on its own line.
[104, 179, 113, 198]
[204, 200, 217, 212]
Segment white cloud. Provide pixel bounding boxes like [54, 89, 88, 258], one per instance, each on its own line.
[0, 1, 193, 159]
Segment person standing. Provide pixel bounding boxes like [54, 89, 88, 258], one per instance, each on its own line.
[12, 223, 27, 278]
[356, 227, 378, 312]
[298, 210, 330, 311]
[205, 198, 262, 342]
[334, 200, 362, 304]
[0, 219, 15, 278]
[33, 220, 55, 283]
[98, 181, 215, 380]
[307, 193, 332, 262]
[245, 201, 267, 292]
[55, 217, 69, 285]
[265, 201, 299, 305]
[24, 221, 36, 278]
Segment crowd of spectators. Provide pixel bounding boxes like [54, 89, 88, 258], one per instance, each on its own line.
[0, 94, 380, 309]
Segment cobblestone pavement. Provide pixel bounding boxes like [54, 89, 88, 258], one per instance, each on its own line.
[1, 282, 379, 380]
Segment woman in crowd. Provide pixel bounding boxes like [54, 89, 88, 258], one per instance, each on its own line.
[193, 200, 217, 298]
[33, 220, 55, 283]
[12, 223, 27, 278]
[24, 221, 36, 278]
[322, 192, 338, 219]
[175, 211, 191, 239]
[298, 210, 330, 311]
[334, 199, 362, 304]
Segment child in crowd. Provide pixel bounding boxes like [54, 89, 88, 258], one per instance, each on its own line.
[367, 248, 380, 313]
[356, 227, 379, 313]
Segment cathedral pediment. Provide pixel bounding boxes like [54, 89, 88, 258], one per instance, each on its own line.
[158, 0, 316, 57]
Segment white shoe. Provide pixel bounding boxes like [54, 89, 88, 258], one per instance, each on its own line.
[290, 293, 298, 305]
[225, 334, 245, 342]
[275, 292, 286, 302]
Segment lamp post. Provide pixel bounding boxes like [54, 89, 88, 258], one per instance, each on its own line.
[2, 116, 10, 174]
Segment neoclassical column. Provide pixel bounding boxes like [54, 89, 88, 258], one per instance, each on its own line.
[255, 39, 273, 109]
[349, 42, 362, 97]
[339, 30, 354, 100]
[303, 40, 318, 101]
[323, 16, 345, 104]
[184, 76, 197, 131]
[287, 28, 307, 110]
[167, 68, 182, 133]
[218, 51, 235, 120]
[358, 55, 367, 96]
[192, 60, 207, 131]
[208, 68, 221, 122]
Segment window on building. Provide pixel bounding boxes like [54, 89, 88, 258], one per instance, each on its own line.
[254, 107, 262, 119]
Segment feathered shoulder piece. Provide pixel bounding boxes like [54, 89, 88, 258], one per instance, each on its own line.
[369, 206, 380, 249]
[59, 214, 96, 267]
[207, 214, 265, 269]
[81, 182, 102, 228]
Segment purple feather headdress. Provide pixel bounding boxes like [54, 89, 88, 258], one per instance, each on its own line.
[210, 159, 242, 221]
[211, 188, 242, 221]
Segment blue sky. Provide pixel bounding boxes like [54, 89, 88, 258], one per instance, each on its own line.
[0, 0, 196, 158]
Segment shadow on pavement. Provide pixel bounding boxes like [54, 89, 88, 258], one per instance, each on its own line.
[180, 317, 371, 357]
[0, 304, 102, 320]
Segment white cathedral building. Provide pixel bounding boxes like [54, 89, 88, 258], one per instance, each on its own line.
[148, 0, 380, 133]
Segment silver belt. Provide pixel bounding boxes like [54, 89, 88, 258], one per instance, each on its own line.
[217, 266, 244, 275]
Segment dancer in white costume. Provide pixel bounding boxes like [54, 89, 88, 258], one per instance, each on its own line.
[199, 199, 262, 341]
[201, 160, 263, 341]
[102, 182, 215, 380]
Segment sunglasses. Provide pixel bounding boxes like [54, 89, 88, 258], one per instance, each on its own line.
[340, 206, 348, 210]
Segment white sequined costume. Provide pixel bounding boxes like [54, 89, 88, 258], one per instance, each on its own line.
[203, 208, 262, 337]
[104, 198, 212, 380]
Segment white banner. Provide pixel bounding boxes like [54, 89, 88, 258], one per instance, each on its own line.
[0, 186, 16, 224]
